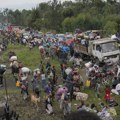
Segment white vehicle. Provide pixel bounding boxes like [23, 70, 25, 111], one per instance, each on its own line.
[56, 34, 65, 41]
[65, 34, 74, 41]
[74, 38, 119, 63]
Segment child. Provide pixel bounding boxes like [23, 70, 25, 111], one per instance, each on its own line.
[45, 95, 54, 115]
[104, 85, 111, 102]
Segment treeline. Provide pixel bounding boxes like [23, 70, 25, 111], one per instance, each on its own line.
[0, 0, 120, 34]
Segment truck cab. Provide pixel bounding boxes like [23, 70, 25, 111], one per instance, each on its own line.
[74, 38, 119, 63]
[89, 38, 119, 63]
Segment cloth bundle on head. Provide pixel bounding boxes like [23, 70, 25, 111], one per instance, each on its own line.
[85, 62, 92, 68]
[65, 67, 72, 75]
[39, 45, 44, 50]
[9, 56, 17, 62]
[34, 68, 40, 74]
[21, 67, 31, 73]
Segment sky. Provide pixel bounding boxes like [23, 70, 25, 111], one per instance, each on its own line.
[0, 0, 72, 10]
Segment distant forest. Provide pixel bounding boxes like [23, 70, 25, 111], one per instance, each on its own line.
[0, 0, 120, 34]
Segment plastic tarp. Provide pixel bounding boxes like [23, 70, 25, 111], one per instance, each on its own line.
[62, 46, 70, 53]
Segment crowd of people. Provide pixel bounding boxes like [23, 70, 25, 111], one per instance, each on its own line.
[0, 30, 120, 120]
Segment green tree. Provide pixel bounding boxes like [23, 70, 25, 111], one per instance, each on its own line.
[62, 8, 74, 18]
[104, 21, 118, 35]
[62, 17, 75, 32]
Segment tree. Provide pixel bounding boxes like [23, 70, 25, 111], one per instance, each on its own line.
[62, 17, 75, 32]
[48, 0, 63, 31]
[104, 21, 118, 35]
[1, 0, 120, 33]
[62, 8, 74, 18]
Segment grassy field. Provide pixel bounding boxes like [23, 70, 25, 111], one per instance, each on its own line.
[0, 44, 120, 120]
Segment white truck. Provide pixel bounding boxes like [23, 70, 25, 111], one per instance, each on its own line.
[74, 38, 119, 64]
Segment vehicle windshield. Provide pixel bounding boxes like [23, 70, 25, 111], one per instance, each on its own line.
[46, 34, 54, 38]
[58, 34, 65, 38]
[65, 35, 73, 40]
[101, 42, 118, 53]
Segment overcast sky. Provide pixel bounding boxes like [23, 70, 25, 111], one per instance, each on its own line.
[0, 0, 72, 10]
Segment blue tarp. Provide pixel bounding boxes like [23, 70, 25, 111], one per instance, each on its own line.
[62, 46, 70, 53]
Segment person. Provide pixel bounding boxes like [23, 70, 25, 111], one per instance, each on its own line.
[41, 71, 46, 89]
[104, 85, 111, 102]
[95, 81, 101, 98]
[45, 94, 54, 115]
[39, 61, 44, 73]
[21, 80, 29, 100]
[77, 101, 87, 111]
[65, 110, 101, 120]
[51, 65, 56, 85]
[44, 82, 52, 95]
[63, 93, 71, 117]
[31, 71, 38, 92]
[0, 65, 6, 87]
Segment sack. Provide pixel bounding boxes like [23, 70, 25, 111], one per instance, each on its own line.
[21, 67, 30, 73]
[108, 107, 117, 117]
[74, 92, 88, 101]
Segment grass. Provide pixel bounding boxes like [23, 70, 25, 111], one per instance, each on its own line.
[0, 44, 120, 120]
[2, 44, 60, 70]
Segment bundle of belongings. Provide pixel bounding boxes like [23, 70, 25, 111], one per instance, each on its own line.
[111, 83, 120, 95]
[0, 64, 6, 74]
[73, 92, 88, 101]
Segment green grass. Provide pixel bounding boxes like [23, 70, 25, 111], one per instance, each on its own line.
[2, 44, 60, 70]
[0, 89, 20, 94]
[2, 44, 40, 69]
[1, 44, 120, 120]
